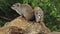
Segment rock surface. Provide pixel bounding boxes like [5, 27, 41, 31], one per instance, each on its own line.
[0, 16, 51, 34]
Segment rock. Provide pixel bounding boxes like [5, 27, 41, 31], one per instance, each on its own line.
[48, 32, 60, 34]
[0, 16, 50, 34]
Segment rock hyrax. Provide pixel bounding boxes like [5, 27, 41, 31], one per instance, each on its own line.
[34, 7, 44, 22]
[11, 3, 34, 21]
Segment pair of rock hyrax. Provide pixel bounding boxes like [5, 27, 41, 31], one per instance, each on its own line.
[11, 3, 44, 22]
[9, 3, 50, 34]
[0, 3, 59, 34]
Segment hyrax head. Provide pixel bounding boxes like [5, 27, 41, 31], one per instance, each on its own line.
[11, 3, 21, 10]
[11, 3, 23, 15]
[34, 7, 44, 22]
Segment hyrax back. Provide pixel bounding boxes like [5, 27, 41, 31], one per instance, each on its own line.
[34, 7, 44, 22]
[11, 3, 34, 20]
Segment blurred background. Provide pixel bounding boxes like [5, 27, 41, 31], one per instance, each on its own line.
[0, 0, 60, 32]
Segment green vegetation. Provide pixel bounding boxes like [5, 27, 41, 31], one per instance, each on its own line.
[0, 0, 60, 32]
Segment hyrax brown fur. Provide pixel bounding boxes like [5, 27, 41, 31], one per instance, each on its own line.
[11, 3, 34, 21]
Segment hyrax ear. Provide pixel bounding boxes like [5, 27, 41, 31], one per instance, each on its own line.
[23, 3, 31, 7]
[24, 3, 29, 5]
[15, 3, 21, 7]
[33, 6, 40, 11]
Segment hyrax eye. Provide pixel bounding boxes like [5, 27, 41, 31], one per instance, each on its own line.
[36, 13, 38, 14]
[16, 4, 19, 7]
[12, 5, 15, 7]
[40, 15, 42, 16]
